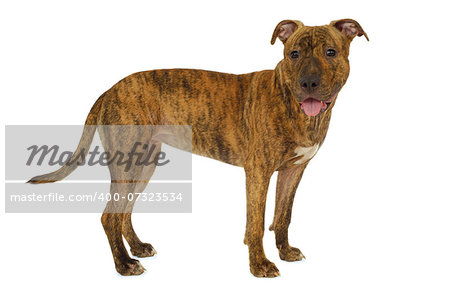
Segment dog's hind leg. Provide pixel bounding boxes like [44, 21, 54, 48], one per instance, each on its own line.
[102, 179, 146, 276]
[98, 125, 152, 275]
[122, 142, 161, 258]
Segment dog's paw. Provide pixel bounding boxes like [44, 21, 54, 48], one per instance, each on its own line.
[130, 243, 157, 258]
[115, 259, 146, 276]
[278, 246, 305, 262]
[250, 259, 280, 278]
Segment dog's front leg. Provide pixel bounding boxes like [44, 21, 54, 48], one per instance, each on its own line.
[270, 164, 307, 261]
[244, 162, 279, 277]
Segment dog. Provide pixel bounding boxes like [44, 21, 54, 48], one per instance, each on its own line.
[29, 19, 368, 277]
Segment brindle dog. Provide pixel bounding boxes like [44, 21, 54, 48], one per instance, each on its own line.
[29, 19, 368, 277]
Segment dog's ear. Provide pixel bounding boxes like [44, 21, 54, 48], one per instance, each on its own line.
[330, 19, 369, 41]
[271, 20, 304, 45]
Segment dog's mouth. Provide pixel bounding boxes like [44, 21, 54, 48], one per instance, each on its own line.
[299, 92, 338, 117]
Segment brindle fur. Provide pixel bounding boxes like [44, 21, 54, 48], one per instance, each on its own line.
[29, 19, 368, 277]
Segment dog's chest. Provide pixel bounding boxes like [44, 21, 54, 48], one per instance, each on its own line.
[292, 144, 320, 165]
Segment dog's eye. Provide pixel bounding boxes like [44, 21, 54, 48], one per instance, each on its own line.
[290, 50, 299, 59]
[326, 49, 336, 57]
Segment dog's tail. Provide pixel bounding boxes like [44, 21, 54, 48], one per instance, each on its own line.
[27, 95, 104, 184]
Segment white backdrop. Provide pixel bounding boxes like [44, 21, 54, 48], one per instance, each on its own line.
[1, 0, 449, 299]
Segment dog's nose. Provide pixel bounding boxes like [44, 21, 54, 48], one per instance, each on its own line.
[300, 75, 320, 93]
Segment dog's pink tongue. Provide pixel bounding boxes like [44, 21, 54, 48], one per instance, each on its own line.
[301, 99, 326, 116]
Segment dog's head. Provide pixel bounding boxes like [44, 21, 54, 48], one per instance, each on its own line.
[272, 19, 368, 116]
